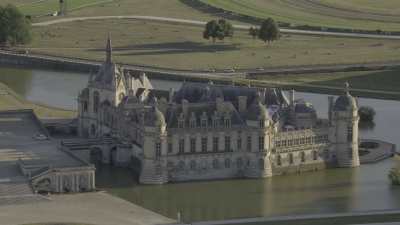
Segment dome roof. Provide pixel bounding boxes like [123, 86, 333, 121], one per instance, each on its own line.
[334, 82, 357, 111]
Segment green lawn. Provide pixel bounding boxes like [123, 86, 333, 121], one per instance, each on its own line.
[200, 0, 400, 31]
[24, 19, 400, 70]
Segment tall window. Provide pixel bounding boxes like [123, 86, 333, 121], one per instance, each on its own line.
[289, 153, 294, 164]
[237, 137, 242, 150]
[201, 118, 207, 128]
[277, 155, 282, 166]
[168, 143, 173, 154]
[190, 138, 196, 153]
[259, 120, 265, 128]
[259, 136, 265, 151]
[347, 126, 353, 142]
[247, 136, 252, 152]
[213, 159, 219, 169]
[225, 136, 231, 152]
[225, 118, 231, 128]
[93, 91, 99, 113]
[259, 158, 265, 169]
[179, 139, 185, 154]
[201, 137, 207, 152]
[237, 158, 243, 168]
[83, 101, 88, 112]
[301, 151, 306, 162]
[313, 151, 318, 160]
[155, 143, 161, 159]
[190, 160, 196, 170]
[225, 158, 231, 168]
[213, 137, 219, 152]
[213, 117, 219, 128]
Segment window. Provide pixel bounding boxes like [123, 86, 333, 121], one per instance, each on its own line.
[155, 143, 161, 159]
[178, 161, 185, 170]
[225, 158, 231, 168]
[313, 151, 318, 160]
[247, 136, 252, 152]
[237, 138, 242, 150]
[83, 101, 88, 112]
[289, 153, 294, 164]
[168, 143, 173, 154]
[179, 139, 185, 154]
[190, 160, 196, 170]
[259, 120, 265, 128]
[93, 91, 99, 113]
[259, 136, 265, 151]
[282, 140, 287, 146]
[213, 117, 219, 128]
[277, 155, 282, 166]
[347, 126, 353, 142]
[201, 119, 207, 128]
[201, 138, 207, 152]
[259, 158, 265, 169]
[213, 159, 219, 169]
[190, 119, 196, 128]
[213, 137, 219, 152]
[190, 138, 196, 153]
[225, 118, 231, 128]
[178, 120, 184, 128]
[237, 158, 243, 168]
[301, 152, 306, 162]
[225, 136, 231, 152]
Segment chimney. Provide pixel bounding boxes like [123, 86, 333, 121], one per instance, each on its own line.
[290, 89, 295, 106]
[169, 88, 175, 103]
[238, 96, 247, 113]
[328, 96, 334, 124]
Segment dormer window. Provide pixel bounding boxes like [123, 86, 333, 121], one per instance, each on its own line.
[190, 113, 196, 128]
[178, 113, 185, 128]
[224, 118, 231, 128]
[201, 112, 208, 128]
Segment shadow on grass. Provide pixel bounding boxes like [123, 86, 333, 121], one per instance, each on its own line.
[88, 41, 241, 56]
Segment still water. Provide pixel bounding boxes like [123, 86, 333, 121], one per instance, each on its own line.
[1, 66, 400, 222]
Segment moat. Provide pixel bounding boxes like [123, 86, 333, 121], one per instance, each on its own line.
[1, 66, 400, 222]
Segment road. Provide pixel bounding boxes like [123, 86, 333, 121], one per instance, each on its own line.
[33, 15, 400, 40]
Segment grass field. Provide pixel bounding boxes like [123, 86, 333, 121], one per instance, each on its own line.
[200, 0, 400, 31]
[0, 82, 75, 119]
[24, 19, 400, 70]
[0, 0, 113, 17]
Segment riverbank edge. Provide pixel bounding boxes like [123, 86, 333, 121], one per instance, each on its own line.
[188, 209, 400, 225]
[1, 51, 400, 101]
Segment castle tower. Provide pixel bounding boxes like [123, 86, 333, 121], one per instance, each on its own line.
[139, 105, 169, 184]
[331, 82, 360, 167]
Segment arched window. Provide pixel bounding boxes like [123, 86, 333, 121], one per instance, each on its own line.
[313, 151, 318, 160]
[301, 152, 306, 162]
[259, 158, 265, 169]
[225, 158, 231, 168]
[83, 101, 88, 112]
[289, 153, 294, 164]
[93, 91, 100, 113]
[277, 155, 282, 166]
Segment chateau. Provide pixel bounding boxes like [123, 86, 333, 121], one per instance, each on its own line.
[77, 37, 360, 184]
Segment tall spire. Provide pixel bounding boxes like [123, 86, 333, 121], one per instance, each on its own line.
[106, 33, 112, 64]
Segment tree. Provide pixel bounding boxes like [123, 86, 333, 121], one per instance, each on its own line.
[203, 19, 234, 43]
[248, 26, 259, 39]
[0, 4, 32, 46]
[358, 106, 376, 123]
[258, 18, 280, 44]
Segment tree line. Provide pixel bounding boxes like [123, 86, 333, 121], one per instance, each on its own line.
[203, 18, 280, 44]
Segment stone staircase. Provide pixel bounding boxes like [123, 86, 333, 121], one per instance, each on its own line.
[139, 160, 168, 184]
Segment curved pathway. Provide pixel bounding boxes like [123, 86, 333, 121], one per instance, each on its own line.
[33, 15, 400, 40]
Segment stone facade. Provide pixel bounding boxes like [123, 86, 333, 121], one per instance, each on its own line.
[77, 37, 360, 184]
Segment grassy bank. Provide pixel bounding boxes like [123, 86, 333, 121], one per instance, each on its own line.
[200, 0, 400, 31]
[24, 19, 400, 70]
[0, 82, 76, 119]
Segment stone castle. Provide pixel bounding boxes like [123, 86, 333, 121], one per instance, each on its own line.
[77, 37, 360, 184]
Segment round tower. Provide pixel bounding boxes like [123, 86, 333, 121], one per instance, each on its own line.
[332, 82, 360, 167]
[139, 105, 169, 184]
